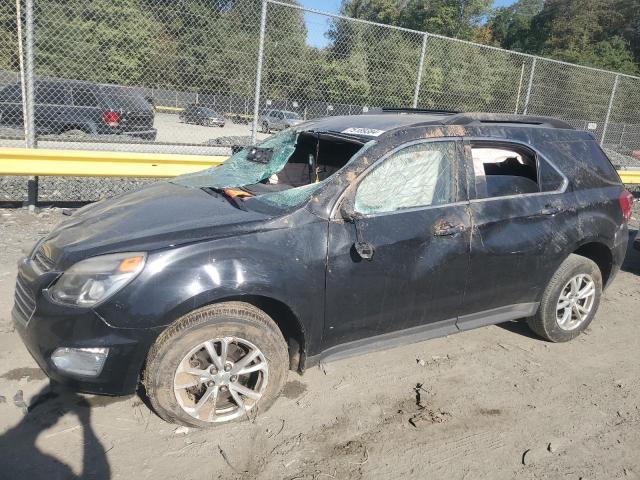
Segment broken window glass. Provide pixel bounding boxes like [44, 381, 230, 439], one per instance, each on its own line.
[172, 129, 298, 189]
[471, 145, 539, 198]
[354, 141, 457, 215]
[256, 140, 377, 209]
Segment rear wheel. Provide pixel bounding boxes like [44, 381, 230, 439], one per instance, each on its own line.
[262, 121, 270, 134]
[527, 254, 602, 342]
[144, 302, 289, 427]
[63, 128, 87, 136]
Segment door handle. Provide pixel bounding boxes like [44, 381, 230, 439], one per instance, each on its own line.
[539, 206, 560, 216]
[433, 223, 465, 236]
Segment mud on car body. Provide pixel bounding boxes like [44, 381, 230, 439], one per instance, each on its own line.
[13, 109, 633, 427]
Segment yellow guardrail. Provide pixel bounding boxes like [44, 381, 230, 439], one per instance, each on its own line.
[1, 147, 639, 184]
[0, 148, 226, 178]
[619, 170, 640, 185]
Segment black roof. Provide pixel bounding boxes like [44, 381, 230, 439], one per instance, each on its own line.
[305, 109, 574, 139]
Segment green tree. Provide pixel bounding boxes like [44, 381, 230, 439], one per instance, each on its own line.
[340, 0, 494, 40]
[34, 0, 160, 85]
[0, 1, 19, 73]
[489, 0, 639, 75]
[490, 0, 544, 51]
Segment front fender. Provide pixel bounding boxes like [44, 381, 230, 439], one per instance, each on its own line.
[95, 220, 329, 354]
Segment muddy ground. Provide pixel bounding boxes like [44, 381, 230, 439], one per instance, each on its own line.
[0, 207, 639, 480]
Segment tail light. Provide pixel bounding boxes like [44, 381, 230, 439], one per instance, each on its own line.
[619, 189, 634, 222]
[102, 110, 120, 127]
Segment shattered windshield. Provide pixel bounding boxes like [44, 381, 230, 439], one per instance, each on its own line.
[173, 129, 298, 189]
[172, 128, 375, 209]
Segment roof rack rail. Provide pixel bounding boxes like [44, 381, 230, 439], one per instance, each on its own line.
[445, 112, 574, 130]
[375, 107, 460, 115]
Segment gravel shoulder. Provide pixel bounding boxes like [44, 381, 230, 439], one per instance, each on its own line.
[0, 208, 639, 480]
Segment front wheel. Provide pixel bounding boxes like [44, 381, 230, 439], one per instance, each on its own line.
[527, 254, 602, 342]
[144, 302, 289, 427]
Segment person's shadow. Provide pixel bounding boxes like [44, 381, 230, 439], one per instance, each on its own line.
[0, 383, 111, 480]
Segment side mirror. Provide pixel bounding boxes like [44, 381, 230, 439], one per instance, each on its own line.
[340, 200, 361, 222]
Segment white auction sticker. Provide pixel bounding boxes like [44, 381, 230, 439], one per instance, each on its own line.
[341, 127, 385, 136]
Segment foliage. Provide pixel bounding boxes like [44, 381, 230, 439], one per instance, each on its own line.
[0, 0, 637, 120]
[489, 0, 639, 75]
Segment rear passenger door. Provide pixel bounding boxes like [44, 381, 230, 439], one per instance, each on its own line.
[459, 139, 572, 325]
[34, 82, 70, 134]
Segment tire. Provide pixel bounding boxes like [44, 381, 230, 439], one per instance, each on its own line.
[63, 128, 87, 136]
[144, 302, 289, 428]
[262, 122, 270, 134]
[527, 254, 602, 342]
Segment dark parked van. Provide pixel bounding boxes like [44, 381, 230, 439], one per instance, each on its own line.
[13, 110, 632, 427]
[0, 80, 156, 140]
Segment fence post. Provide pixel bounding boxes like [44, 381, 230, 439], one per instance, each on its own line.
[601, 74, 619, 146]
[619, 123, 626, 148]
[251, 0, 268, 144]
[412, 33, 428, 108]
[514, 62, 525, 114]
[523, 58, 536, 115]
[23, 0, 38, 208]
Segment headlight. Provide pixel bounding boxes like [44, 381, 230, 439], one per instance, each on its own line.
[50, 252, 146, 307]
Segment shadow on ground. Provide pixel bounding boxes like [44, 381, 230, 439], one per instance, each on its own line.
[621, 229, 640, 275]
[0, 383, 111, 480]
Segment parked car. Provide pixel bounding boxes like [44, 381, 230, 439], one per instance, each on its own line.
[14, 110, 633, 428]
[259, 108, 302, 133]
[179, 104, 225, 127]
[0, 80, 157, 140]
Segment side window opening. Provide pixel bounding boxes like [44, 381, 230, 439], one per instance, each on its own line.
[72, 87, 99, 108]
[35, 82, 67, 105]
[276, 132, 363, 188]
[354, 141, 458, 215]
[472, 143, 564, 199]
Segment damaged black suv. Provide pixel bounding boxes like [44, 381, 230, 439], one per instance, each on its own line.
[13, 109, 633, 427]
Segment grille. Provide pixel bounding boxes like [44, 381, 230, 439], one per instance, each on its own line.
[14, 274, 36, 321]
[32, 247, 55, 272]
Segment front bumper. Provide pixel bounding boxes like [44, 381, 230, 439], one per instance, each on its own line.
[12, 258, 161, 395]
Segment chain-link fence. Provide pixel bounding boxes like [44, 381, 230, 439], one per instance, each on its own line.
[1, 0, 639, 203]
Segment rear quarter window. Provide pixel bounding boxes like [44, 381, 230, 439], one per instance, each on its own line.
[100, 86, 152, 111]
[551, 140, 620, 188]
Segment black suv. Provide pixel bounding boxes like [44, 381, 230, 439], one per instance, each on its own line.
[179, 104, 226, 127]
[13, 111, 633, 427]
[0, 80, 156, 140]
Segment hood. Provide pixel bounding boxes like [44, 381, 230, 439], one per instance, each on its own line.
[42, 182, 271, 268]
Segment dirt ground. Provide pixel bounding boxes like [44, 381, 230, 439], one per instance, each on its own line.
[0, 206, 639, 480]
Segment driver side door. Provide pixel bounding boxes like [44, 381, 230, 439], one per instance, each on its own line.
[323, 138, 471, 352]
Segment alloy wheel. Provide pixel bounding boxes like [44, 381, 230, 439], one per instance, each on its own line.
[556, 273, 596, 331]
[173, 336, 269, 422]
